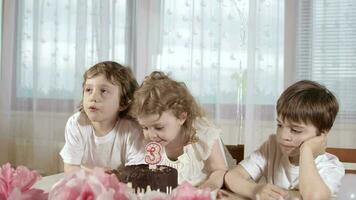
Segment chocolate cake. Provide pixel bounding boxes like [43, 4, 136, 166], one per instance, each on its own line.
[114, 164, 178, 193]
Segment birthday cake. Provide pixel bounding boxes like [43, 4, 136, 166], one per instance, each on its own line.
[114, 164, 178, 193]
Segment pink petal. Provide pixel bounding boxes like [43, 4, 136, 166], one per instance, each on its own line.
[11, 166, 41, 192]
[0, 178, 10, 198]
[0, 163, 46, 199]
[78, 184, 95, 200]
[0, 163, 15, 182]
[171, 182, 211, 200]
[7, 187, 48, 200]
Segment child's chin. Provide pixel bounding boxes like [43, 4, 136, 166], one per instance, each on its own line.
[86, 115, 102, 123]
[159, 141, 168, 147]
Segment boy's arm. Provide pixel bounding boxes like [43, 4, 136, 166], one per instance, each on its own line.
[224, 165, 257, 198]
[124, 123, 146, 166]
[199, 140, 228, 190]
[299, 134, 331, 199]
[63, 163, 81, 172]
[60, 114, 85, 171]
[224, 165, 289, 199]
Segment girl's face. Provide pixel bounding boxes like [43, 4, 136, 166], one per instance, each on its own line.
[83, 74, 121, 124]
[276, 116, 318, 160]
[137, 110, 186, 147]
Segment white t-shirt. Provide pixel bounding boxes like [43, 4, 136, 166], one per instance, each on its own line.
[240, 134, 345, 195]
[60, 112, 145, 169]
[159, 117, 227, 186]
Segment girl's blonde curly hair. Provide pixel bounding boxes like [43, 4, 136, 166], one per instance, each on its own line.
[131, 71, 205, 145]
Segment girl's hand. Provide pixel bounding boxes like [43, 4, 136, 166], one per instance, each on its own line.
[300, 134, 327, 158]
[255, 184, 289, 200]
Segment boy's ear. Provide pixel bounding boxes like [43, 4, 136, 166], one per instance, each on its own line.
[319, 130, 329, 136]
[178, 112, 188, 125]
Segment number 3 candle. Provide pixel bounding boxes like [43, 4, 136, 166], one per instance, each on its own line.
[145, 142, 162, 169]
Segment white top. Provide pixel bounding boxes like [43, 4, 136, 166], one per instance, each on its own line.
[240, 134, 345, 195]
[60, 112, 145, 169]
[159, 118, 227, 186]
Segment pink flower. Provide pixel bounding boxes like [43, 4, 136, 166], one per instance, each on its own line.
[49, 168, 136, 200]
[0, 163, 48, 200]
[170, 182, 212, 200]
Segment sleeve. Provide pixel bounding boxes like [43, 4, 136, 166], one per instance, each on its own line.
[191, 118, 222, 161]
[239, 138, 269, 181]
[59, 114, 85, 165]
[317, 154, 345, 195]
[123, 123, 146, 166]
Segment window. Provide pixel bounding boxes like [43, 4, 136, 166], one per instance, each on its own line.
[14, 0, 128, 102]
[296, 0, 356, 120]
[152, 0, 284, 119]
[155, 0, 284, 105]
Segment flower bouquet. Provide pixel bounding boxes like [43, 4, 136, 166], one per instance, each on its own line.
[0, 163, 47, 200]
[1, 162, 216, 200]
[47, 169, 215, 200]
[48, 168, 136, 200]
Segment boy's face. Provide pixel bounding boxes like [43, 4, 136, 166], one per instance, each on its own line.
[137, 110, 186, 147]
[83, 74, 121, 124]
[276, 116, 319, 158]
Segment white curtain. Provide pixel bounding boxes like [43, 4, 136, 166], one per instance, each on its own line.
[0, 0, 129, 175]
[139, 0, 284, 155]
[0, 0, 284, 174]
[8, 0, 348, 175]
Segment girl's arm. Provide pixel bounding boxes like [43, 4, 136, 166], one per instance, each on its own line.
[299, 134, 331, 199]
[199, 140, 228, 190]
[63, 163, 81, 172]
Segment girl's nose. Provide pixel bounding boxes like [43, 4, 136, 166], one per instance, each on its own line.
[147, 129, 158, 141]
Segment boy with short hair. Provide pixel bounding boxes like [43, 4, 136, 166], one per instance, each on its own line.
[60, 61, 145, 172]
[223, 80, 345, 199]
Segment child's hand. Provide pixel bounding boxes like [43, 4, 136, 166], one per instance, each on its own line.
[200, 182, 219, 191]
[255, 184, 289, 200]
[199, 170, 226, 190]
[300, 134, 327, 158]
[217, 189, 247, 200]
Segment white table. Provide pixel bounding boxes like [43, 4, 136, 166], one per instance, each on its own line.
[32, 173, 65, 192]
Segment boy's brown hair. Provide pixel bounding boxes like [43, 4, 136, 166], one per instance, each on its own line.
[131, 71, 205, 145]
[277, 80, 339, 135]
[79, 61, 138, 118]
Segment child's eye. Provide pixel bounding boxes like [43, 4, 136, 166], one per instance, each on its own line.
[277, 124, 282, 128]
[85, 88, 92, 92]
[155, 127, 164, 131]
[291, 128, 302, 134]
[101, 89, 108, 94]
